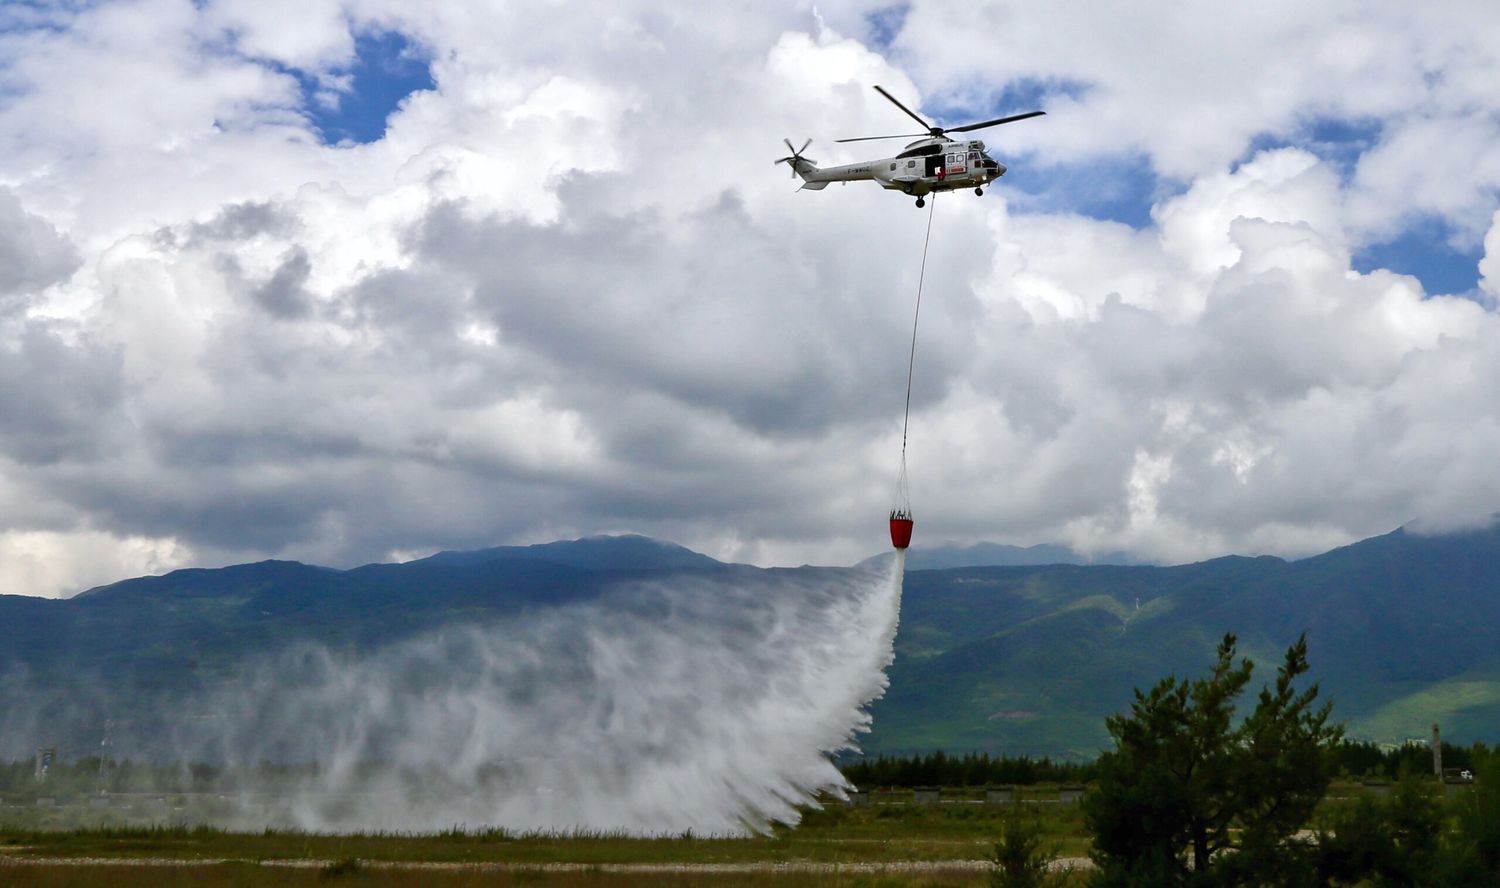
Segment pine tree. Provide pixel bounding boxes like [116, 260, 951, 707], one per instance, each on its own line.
[1083, 633, 1340, 887]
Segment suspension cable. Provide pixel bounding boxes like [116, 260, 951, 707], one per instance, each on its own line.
[899, 194, 937, 478]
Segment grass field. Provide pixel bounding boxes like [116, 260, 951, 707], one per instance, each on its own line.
[5, 781, 1447, 886]
[0, 862, 1024, 888]
[0, 801, 1093, 887]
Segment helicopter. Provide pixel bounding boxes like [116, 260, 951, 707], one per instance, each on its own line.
[776, 85, 1044, 207]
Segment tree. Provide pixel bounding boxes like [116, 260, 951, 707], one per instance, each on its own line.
[1451, 750, 1500, 878]
[991, 809, 1067, 888]
[1317, 773, 1448, 887]
[1083, 633, 1341, 887]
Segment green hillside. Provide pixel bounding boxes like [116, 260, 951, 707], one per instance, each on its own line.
[864, 525, 1500, 756]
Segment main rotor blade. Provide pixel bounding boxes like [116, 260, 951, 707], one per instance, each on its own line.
[834, 133, 928, 143]
[873, 85, 933, 132]
[946, 110, 1047, 134]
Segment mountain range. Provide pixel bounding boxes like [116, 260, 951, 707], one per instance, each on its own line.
[3, 526, 1498, 759]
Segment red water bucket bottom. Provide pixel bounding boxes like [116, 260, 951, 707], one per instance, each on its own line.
[889, 514, 914, 550]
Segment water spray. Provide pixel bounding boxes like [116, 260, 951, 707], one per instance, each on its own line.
[40, 559, 910, 835]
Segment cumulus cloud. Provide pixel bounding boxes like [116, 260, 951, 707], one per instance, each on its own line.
[0, 190, 79, 307]
[0, 321, 124, 466]
[1, 1, 1499, 595]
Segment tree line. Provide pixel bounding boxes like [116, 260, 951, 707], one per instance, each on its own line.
[838, 739, 1489, 789]
[839, 751, 1096, 788]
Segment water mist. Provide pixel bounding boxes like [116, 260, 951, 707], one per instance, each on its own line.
[149, 552, 905, 834]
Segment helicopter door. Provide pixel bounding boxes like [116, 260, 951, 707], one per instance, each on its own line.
[946, 152, 965, 178]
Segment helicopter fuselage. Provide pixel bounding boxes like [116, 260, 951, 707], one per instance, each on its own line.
[793, 137, 1006, 196]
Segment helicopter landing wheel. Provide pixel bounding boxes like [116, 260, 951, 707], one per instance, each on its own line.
[975, 187, 984, 196]
[915, 197, 926, 208]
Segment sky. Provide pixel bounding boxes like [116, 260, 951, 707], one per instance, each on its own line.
[3, 0, 1500, 597]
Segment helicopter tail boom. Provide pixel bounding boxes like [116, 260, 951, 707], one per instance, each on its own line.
[776, 137, 883, 191]
[784, 158, 830, 187]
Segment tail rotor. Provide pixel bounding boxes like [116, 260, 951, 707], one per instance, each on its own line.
[775, 138, 816, 177]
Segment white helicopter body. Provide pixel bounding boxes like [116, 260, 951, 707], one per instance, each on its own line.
[778, 86, 1042, 207]
[785, 136, 1006, 195]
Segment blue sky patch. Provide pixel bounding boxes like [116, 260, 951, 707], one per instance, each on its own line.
[1005, 152, 1165, 229]
[1236, 115, 1382, 183]
[863, 4, 909, 51]
[294, 30, 434, 145]
[925, 77, 1088, 130]
[1353, 215, 1482, 296]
